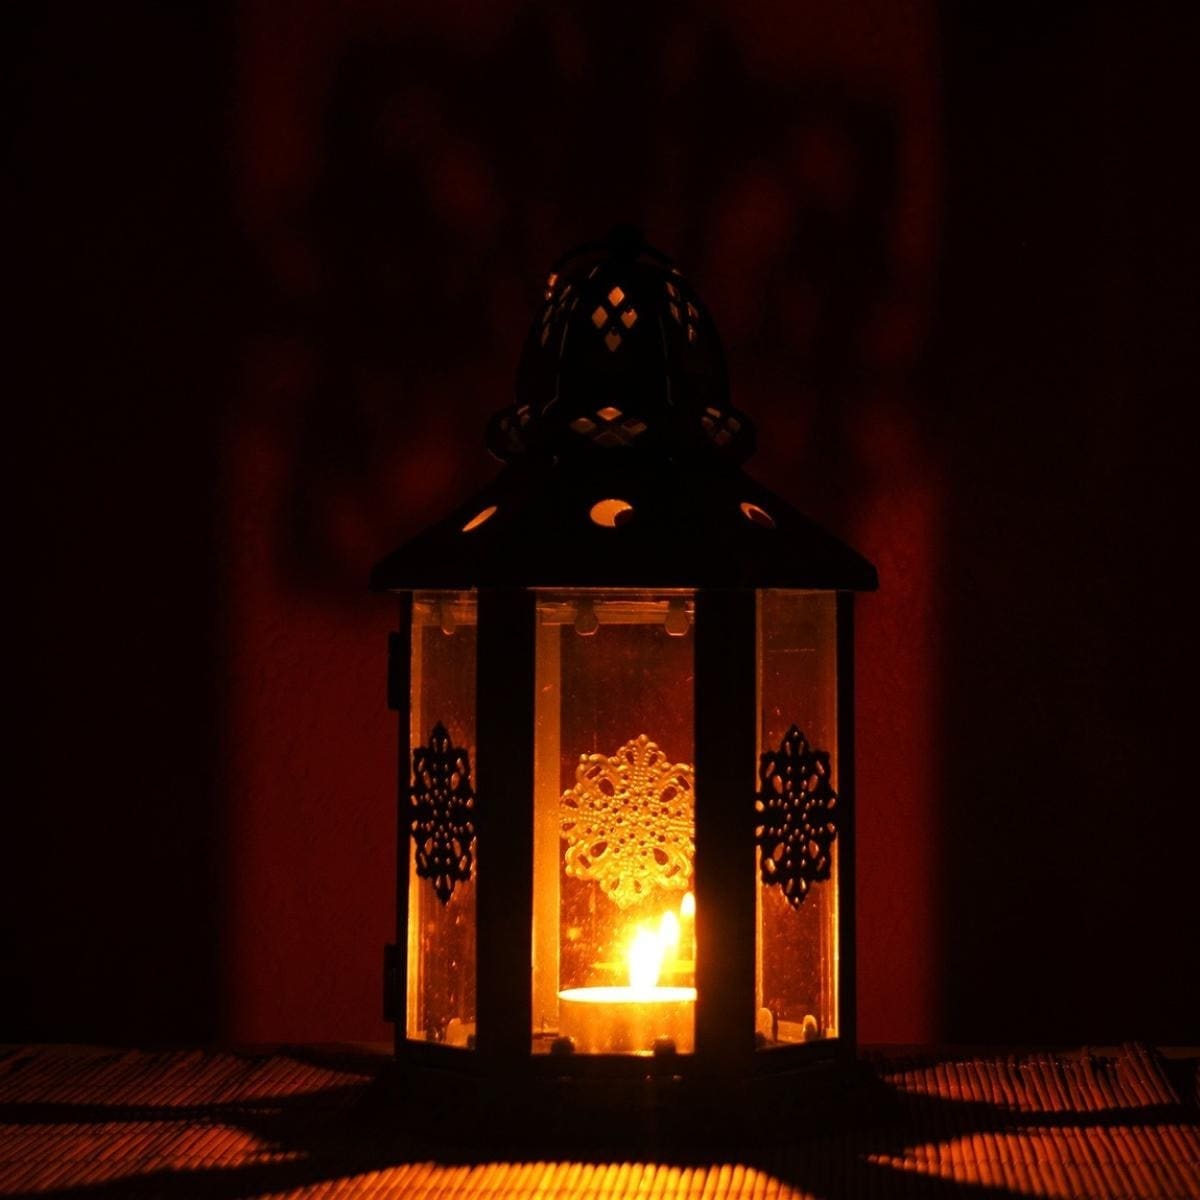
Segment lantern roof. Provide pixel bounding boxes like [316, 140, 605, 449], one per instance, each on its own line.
[371, 228, 877, 593]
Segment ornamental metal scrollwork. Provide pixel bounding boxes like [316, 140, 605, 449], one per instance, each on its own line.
[561, 734, 694, 910]
[755, 725, 838, 910]
[411, 722, 476, 904]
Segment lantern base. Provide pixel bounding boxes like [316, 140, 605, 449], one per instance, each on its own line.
[367, 1052, 893, 1150]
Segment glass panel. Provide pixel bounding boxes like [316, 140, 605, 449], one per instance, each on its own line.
[408, 591, 477, 1047]
[756, 590, 839, 1047]
[533, 592, 696, 1055]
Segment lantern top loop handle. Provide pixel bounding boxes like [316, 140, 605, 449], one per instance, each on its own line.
[549, 225, 672, 271]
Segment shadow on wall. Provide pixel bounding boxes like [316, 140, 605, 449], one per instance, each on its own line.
[5, 0, 942, 1045]
[229, 0, 941, 1045]
[9, 0, 1188, 1049]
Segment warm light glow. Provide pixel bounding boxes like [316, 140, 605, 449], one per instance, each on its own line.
[560, 900, 698, 1052]
[626, 908, 687, 992]
[627, 926, 661, 992]
[659, 910, 679, 952]
[560, 986, 695, 1004]
[680, 890, 695, 919]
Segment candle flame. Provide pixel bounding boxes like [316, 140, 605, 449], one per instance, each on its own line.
[628, 926, 662, 992]
[680, 891, 695, 919]
[627, 908, 686, 991]
[659, 909, 680, 950]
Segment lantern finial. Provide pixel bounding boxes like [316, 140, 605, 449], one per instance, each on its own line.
[601, 222, 646, 259]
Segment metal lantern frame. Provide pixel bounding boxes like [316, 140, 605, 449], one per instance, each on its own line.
[371, 230, 877, 1138]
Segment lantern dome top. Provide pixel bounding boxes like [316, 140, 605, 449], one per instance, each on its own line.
[487, 226, 753, 466]
[371, 230, 877, 593]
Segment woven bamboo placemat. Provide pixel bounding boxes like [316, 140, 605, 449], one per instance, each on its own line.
[0, 1044, 1196, 1198]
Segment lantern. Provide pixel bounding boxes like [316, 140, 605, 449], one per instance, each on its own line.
[372, 229, 877, 1136]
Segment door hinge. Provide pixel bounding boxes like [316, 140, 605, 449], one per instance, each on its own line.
[383, 943, 399, 1023]
[387, 632, 404, 711]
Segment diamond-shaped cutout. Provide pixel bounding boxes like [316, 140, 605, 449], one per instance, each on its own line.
[623, 418, 648, 437]
[620, 307, 638, 329]
[687, 325, 697, 343]
[686, 302, 698, 320]
[591, 306, 608, 329]
[570, 416, 597, 434]
[596, 405, 623, 422]
[607, 286, 625, 306]
[604, 330, 622, 352]
[669, 302, 681, 324]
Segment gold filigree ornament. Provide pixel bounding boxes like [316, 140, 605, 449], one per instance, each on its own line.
[561, 734, 695, 909]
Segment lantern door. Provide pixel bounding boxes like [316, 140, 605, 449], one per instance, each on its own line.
[754, 590, 843, 1051]
[531, 591, 697, 1056]
[404, 590, 478, 1049]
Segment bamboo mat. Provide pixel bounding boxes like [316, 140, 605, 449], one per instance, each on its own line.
[0, 1045, 1196, 1198]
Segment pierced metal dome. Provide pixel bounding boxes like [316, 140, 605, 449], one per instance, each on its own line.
[487, 227, 754, 464]
[371, 230, 876, 593]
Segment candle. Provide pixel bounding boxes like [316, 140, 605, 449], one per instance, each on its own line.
[557, 984, 695, 1054]
[558, 899, 697, 1054]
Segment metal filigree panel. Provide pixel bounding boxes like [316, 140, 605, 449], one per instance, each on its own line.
[411, 722, 476, 904]
[561, 734, 694, 909]
[755, 725, 838, 910]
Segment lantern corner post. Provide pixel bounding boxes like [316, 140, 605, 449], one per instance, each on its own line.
[386, 592, 414, 1062]
[693, 587, 758, 1080]
[835, 590, 857, 1062]
[474, 587, 537, 1073]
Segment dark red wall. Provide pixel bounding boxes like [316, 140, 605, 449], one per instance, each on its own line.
[5, 1, 1197, 1047]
